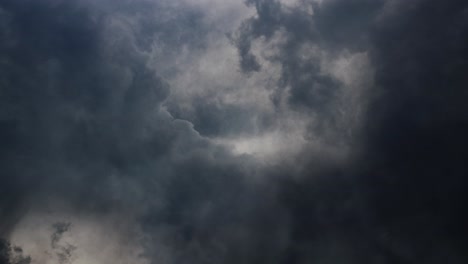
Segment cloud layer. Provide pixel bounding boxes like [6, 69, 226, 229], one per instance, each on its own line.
[1, 0, 468, 263]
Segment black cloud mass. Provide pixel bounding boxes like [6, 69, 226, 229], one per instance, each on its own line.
[1, 0, 468, 263]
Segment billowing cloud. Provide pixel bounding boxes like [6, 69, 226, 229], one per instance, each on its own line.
[1, 0, 468, 263]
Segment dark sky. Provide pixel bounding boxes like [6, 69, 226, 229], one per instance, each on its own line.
[1, 0, 468, 263]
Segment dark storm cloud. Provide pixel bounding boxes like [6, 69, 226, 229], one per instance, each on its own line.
[231, 0, 385, 140]
[139, 152, 290, 264]
[1, 0, 468, 263]
[0, 1, 288, 263]
[0, 0, 175, 235]
[233, 0, 468, 263]
[0, 0, 106, 235]
[357, 0, 468, 261]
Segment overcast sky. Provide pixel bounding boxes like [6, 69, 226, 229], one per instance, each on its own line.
[1, 0, 468, 263]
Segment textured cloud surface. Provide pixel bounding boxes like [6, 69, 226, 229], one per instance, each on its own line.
[1, 0, 468, 263]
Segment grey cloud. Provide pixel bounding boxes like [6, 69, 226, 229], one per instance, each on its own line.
[0, 0, 172, 232]
[0, 2, 288, 263]
[355, 0, 468, 260]
[230, 0, 385, 144]
[167, 99, 275, 137]
[1, 0, 468, 264]
[233, 0, 468, 262]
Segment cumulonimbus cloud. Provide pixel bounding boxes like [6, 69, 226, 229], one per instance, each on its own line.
[1, 0, 468, 263]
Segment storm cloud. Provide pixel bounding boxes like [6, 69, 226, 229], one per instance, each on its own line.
[1, 0, 468, 263]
